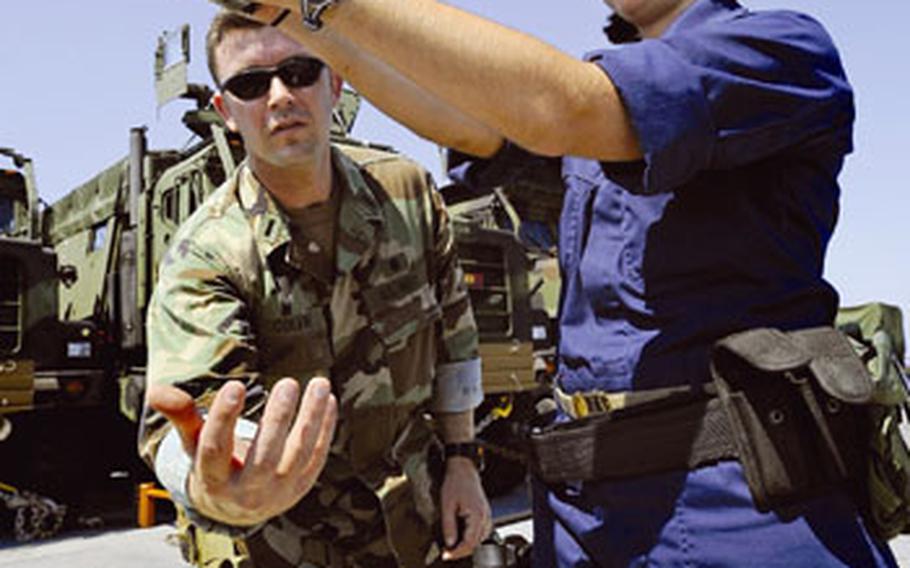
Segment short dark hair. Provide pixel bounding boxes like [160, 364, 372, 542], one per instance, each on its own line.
[206, 10, 265, 86]
[603, 14, 642, 44]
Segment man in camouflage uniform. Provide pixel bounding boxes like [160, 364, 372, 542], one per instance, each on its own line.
[141, 11, 491, 567]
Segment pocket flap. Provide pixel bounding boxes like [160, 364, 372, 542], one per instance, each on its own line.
[790, 327, 874, 404]
[714, 328, 812, 372]
[360, 263, 441, 350]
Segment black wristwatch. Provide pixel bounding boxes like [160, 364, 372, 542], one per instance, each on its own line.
[443, 442, 485, 472]
[300, 0, 340, 30]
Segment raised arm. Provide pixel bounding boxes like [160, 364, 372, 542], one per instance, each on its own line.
[256, 5, 503, 157]
[245, 1, 641, 160]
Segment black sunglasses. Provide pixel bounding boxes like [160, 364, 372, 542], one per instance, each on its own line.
[221, 56, 325, 101]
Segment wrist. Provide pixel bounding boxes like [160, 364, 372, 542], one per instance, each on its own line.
[442, 441, 485, 472]
[182, 472, 265, 538]
[445, 455, 479, 474]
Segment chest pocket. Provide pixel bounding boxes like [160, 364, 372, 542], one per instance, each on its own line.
[257, 273, 333, 383]
[359, 252, 442, 353]
[356, 251, 442, 406]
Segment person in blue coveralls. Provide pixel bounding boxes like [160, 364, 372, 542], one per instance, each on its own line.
[211, 0, 897, 565]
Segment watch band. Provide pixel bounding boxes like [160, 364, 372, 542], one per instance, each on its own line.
[443, 442, 485, 471]
[300, 0, 340, 31]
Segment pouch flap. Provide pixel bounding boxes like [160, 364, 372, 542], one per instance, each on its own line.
[714, 328, 811, 372]
[789, 327, 874, 404]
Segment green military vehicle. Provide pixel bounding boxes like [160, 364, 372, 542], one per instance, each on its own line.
[0, 147, 46, 426]
[0, 148, 114, 433]
[0, 148, 113, 540]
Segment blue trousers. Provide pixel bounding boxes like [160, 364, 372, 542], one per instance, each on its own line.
[531, 460, 897, 567]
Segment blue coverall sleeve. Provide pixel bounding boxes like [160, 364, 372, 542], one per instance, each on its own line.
[447, 143, 561, 191]
[592, 9, 854, 194]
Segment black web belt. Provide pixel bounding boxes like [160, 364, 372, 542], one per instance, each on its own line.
[528, 391, 739, 484]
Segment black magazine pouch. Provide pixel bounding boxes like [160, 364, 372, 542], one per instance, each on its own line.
[710, 327, 873, 511]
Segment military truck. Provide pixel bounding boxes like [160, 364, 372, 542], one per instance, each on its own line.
[0, 148, 117, 540]
[0, 147, 46, 428]
[0, 148, 114, 432]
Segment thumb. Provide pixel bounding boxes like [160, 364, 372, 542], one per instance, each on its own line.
[441, 491, 459, 549]
[147, 384, 203, 456]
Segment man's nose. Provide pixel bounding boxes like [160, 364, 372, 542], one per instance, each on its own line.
[267, 75, 295, 107]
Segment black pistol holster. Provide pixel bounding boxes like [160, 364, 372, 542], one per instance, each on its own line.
[710, 326, 872, 510]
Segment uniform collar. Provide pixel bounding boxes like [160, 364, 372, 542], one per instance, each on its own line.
[233, 145, 384, 275]
[332, 146, 384, 274]
[661, 0, 745, 38]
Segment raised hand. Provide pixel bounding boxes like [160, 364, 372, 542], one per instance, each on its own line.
[147, 377, 338, 526]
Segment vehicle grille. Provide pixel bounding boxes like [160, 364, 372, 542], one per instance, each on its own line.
[458, 242, 512, 340]
[0, 256, 22, 354]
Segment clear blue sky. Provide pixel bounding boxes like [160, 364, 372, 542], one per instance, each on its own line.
[1, 1, 908, 344]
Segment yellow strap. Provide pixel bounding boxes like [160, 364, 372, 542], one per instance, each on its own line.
[491, 395, 514, 419]
[573, 394, 591, 418]
[555, 384, 698, 419]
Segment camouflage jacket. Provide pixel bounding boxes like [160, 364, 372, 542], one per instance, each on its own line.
[141, 144, 480, 567]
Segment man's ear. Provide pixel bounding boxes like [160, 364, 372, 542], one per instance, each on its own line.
[329, 71, 343, 105]
[212, 93, 239, 132]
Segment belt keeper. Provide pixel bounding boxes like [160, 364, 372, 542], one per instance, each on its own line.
[573, 394, 590, 418]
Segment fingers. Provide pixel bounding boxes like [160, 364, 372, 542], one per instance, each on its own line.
[293, 382, 338, 494]
[210, 0, 264, 14]
[234, 2, 302, 25]
[196, 381, 246, 487]
[244, 378, 300, 479]
[280, 378, 336, 477]
[462, 504, 489, 557]
[236, 4, 282, 25]
[225, 2, 318, 57]
[442, 507, 489, 560]
[241, 377, 337, 502]
[255, 0, 299, 14]
[441, 489, 460, 552]
[146, 383, 203, 455]
[442, 513, 473, 560]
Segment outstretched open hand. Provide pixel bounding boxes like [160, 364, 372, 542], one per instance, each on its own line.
[147, 377, 337, 527]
